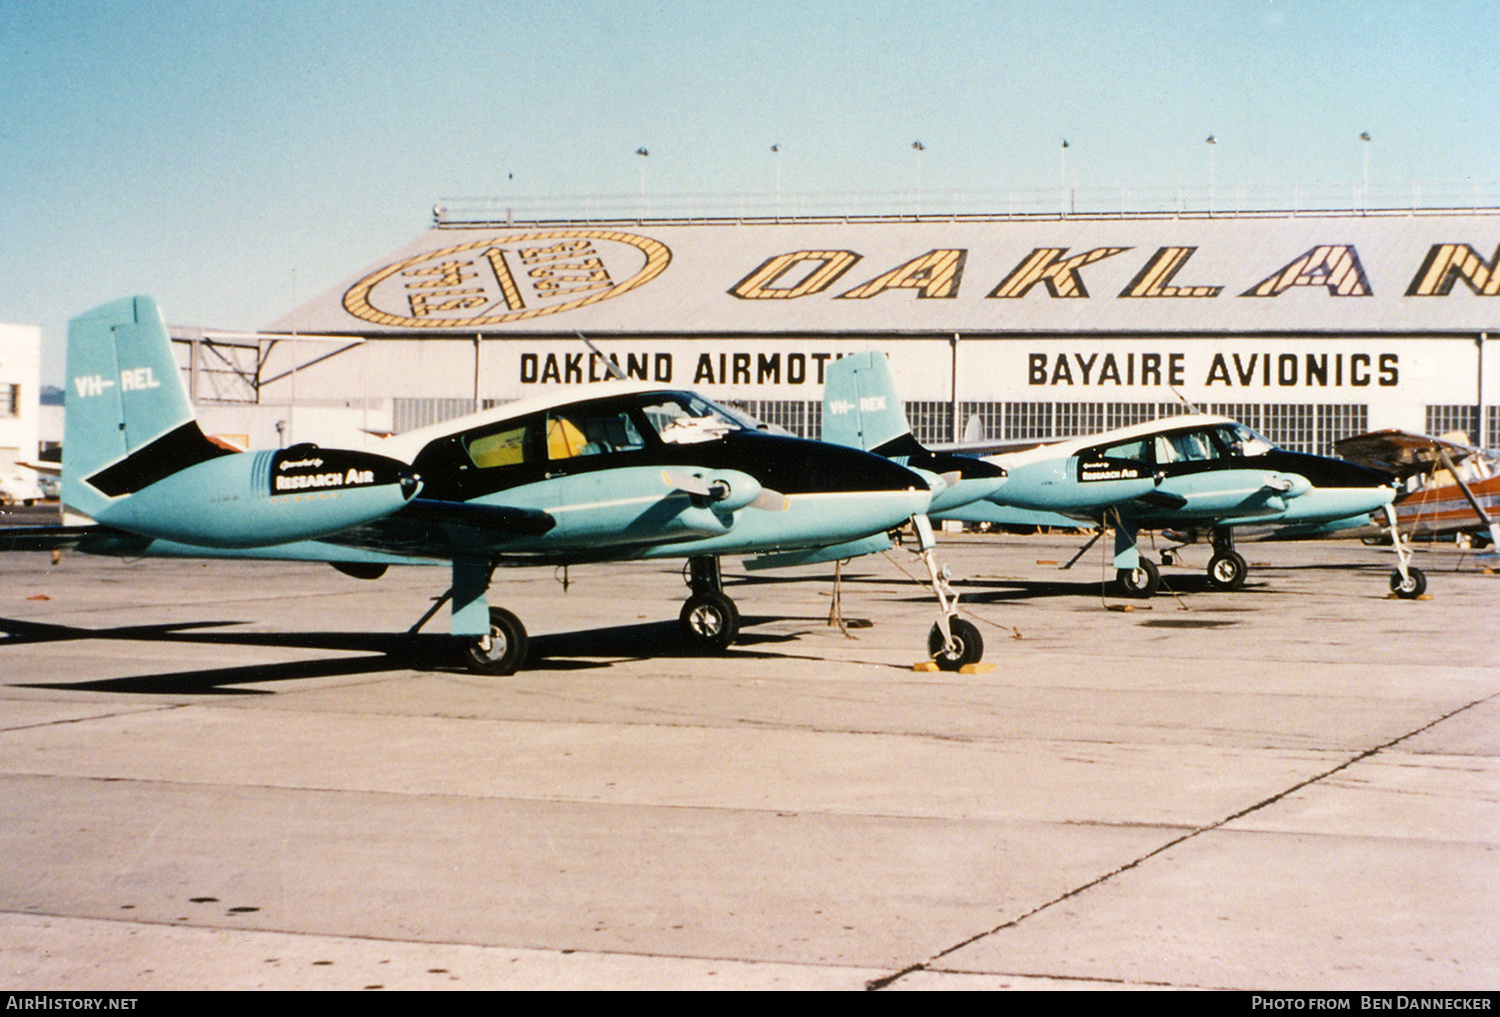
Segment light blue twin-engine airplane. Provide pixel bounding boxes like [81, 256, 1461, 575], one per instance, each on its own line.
[821, 351, 1416, 599]
[1, 296, 970, 675]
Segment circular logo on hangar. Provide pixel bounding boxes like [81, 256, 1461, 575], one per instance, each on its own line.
[342, 229, 672, 328]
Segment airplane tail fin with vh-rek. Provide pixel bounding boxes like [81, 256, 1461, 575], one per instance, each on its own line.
[820, 351, 914, 454]
[822, 351, 1007, 513]
[61, 295, 419, 548]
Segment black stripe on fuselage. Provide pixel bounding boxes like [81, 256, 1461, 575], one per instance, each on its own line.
[410, 429, 924, 503]
[1152, 449, 1390, 489]
[85, 422, 235, 497]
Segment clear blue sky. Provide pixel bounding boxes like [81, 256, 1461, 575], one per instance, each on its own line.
[3, 0, 1496, 382]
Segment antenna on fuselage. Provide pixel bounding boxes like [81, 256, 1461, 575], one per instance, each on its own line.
[577, 332, 627, 381]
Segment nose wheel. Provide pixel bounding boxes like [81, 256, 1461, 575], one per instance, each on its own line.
[928, 618, 984, 671]
[1389, 565, 1427, 599]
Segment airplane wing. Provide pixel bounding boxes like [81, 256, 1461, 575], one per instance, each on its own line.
[398, 498, 557, 535]
[1333, 429, 1481, 480]
[926, 437, 1056, 458]
[0, 524, 120, 552]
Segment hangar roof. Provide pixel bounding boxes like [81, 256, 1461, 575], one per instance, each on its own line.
[268, 210, 1500, 338]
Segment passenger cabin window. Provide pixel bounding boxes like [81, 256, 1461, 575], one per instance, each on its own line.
[465, 422, 534, 469]
[1099, 439, 1149, 463]
[546, 409, 645, 460]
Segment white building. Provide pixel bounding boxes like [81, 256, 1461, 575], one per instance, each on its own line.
[0, 322, 43, 502]
[184, 209, 1500, 456]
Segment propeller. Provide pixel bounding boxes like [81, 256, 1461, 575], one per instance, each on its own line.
[661, 469, 787, 511]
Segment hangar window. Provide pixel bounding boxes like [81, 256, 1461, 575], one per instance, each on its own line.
[0, 384, 16, 418]
[721, 399, 820, 439]
[1426, 405, 1479, 445]
[395, 397, 504, 433]
[1317, 405, 1369, 453]
[1003, 402, 1053, 440]
[1055, 403, 1110, 436]
[904, 402, 955, 445]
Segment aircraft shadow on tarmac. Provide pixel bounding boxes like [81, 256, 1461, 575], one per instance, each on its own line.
[0, 614, 813, 696]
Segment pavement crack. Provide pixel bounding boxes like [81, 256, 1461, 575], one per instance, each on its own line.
[868, 689, 1500, 991]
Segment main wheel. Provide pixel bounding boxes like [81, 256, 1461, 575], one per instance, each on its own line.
[1115, 558, 1160, 598]
[459, 607, 528, 675]
[1390, 566, 1427, 599]
[1206, 551, 1248, 591]
[679, 591, 739, 652]
[928, 618, 984, 671]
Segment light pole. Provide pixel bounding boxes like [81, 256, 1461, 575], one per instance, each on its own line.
[635, 147, 649, 217]
[1059, 139, 1069, 214]
[1206, 134, 1217, 214]
[1359, 132, 1371, 213]
[912, 141, 924, 213]
[771, 143, 781, 218]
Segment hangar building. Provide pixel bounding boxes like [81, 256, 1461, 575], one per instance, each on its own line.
[188, 208, 1500, 456]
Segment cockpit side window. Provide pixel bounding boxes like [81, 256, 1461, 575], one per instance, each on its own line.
[546, 409, 645, 459]
[1164, 430, 1220, 461]
[1214, 424, 1273, 457]
[638, 396, 741, 445]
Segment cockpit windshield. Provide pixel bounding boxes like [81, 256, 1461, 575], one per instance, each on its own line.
[638, 394, 747, 445]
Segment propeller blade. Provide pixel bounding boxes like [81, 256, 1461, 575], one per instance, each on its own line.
[750, 488, 789, 511]
[662, 469, 715, 498]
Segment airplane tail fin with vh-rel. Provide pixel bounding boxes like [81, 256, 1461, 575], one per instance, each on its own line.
[62, 295, 230, 520]
[60, 295, 419, 548]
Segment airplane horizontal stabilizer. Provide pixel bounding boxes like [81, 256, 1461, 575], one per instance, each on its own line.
[0, 525, 114, 553]
[742, 532, 892, 571]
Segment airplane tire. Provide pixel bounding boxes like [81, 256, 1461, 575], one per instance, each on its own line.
[1390, 566, 1427, 599]
[928, 618, 984, 671]
[1207, 551, 1248, 591]
[679, 591, 739, 652]
[1115, 559, 1160, 598]
[460, 607, 529, 675]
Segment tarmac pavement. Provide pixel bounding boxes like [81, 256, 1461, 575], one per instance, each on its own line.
[0, 533, 1495, 991]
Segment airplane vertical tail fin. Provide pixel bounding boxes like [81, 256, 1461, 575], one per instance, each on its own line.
[63, 296, 227, 519]
[820, 351, 914, 453]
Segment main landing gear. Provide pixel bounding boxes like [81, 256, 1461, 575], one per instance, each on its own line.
[459, 607, 529, 675]
[1116, 524, 1247, 598]
[403, 556, 533, 676]
[1204, 527, 1248, 591]
[680, 555, 740, 652]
